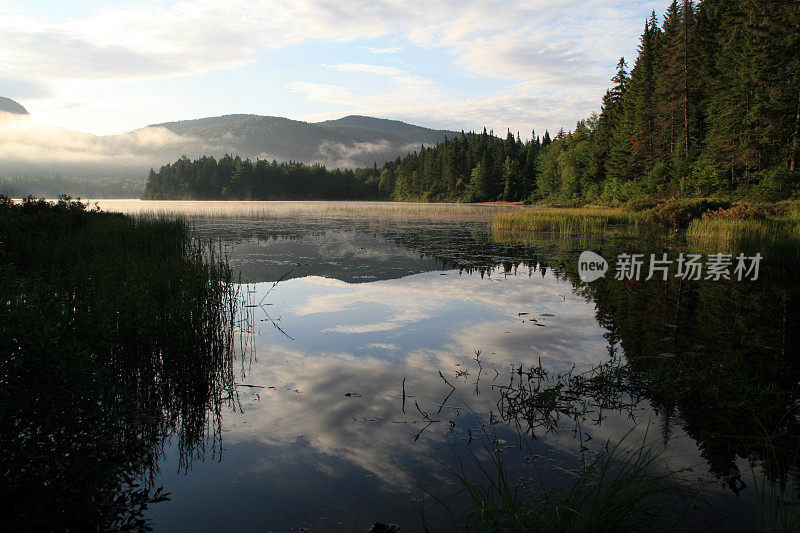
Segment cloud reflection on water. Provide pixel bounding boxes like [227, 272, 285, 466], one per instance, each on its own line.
[222, 268, 611, 488]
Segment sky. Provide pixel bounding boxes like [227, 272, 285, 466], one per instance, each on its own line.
[1, 0, 663, 137]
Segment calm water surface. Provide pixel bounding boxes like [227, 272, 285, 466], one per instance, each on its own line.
[91, 200, 799, 532]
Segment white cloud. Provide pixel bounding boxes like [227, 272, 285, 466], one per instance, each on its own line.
[285, 81, 356, 104]
[297, 66, 599, 137]
[362, 46, 402, 54]
[0, 113, 196, 164]
[315, 139, 419, 169]
[2, 0, 660, 134]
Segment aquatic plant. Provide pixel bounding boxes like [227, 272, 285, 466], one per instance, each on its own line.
[0, 196, 246, 531]
[489, 207, 640, 237]
[429, 425, 706, 532]
[686, 217, 800, 264]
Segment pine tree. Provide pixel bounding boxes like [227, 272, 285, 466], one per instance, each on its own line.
[605, 58, 634, 185]
[501, 156, 521, 201]
[654, 0, 701, 163]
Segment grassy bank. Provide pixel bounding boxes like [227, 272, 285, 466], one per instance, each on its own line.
[0, 196, 242, 531]
[490, 207, 640, 236]
[490, 200, 800, 265]
[687, 216, 800, 264]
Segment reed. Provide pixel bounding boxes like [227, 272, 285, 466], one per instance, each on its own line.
[686, 217, 800, 264]
[88, 199, 530, 222]
[747, 422, 800, 533]
[489, 207, 640, 237]
[0, 196, 245, 531]
[432, 426, 706, 532]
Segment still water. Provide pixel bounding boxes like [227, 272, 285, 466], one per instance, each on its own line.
[94, 201, 800, 531]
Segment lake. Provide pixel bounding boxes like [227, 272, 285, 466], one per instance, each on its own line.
[88, 201, 800, 530]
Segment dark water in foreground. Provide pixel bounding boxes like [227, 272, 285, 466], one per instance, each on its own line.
[13, 200, 797, 530]
[48, 202, 785, 532]
[151, 221, 616, 531]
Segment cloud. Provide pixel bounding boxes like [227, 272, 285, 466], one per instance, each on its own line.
[315, 139, 418, 169]
[0, 113, 222, 178]
[298, 65, 599, 137]
[0, 114, 186, 163]
[208, 264, 712, 492]
[326, 63, 426, 82]
[0, 77, 52, 99]
[362, 46, 402, 54]
[3, 0, 660, 134]
[292, 63, 442, 106]
[3, 1, 653, 84]
[363, 343, 398, 350]
[288, 267, 604, 364]
[286, 81, 356, 104]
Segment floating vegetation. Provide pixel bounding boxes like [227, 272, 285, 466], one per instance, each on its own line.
[495, 357, 641, 437]
[426, 346, 800, 531]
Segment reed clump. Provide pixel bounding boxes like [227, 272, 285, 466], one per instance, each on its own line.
[0, 195, 242, 531]
[490, 207, 640, 237]
[89, 199, 528, 222]
[434, 427, 705, 533]
[686, 211, 800, 264]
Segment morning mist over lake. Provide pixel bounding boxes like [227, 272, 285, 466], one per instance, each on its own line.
[2, 1, 800, 532]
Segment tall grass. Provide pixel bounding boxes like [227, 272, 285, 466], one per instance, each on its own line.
[490, 208, 641, 237]
[686, 217, 800, 264]
[432, 426, 706, 532]
[87, 198, 528, 222]
[0, 196, 245, 531]
[746, 421, 800, 533]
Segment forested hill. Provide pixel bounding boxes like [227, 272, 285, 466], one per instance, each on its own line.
[142, 156, 385, 200]
[143, 0, 800, 203]
[142, 114, 459, 169]
[536, 0, 800, 203]
[141, 130, 547, 201]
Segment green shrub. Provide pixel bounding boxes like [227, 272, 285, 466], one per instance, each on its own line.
[643, 199, 732, 229]
[702, 202, 775, 221]
[626, 197, 659, 212]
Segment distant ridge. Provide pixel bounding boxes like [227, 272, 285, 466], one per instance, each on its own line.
[0, 97, 28, 115]
[317, 115, 459, 143]
[147, 114, 260, 133]
[0, 110, 464, 180]
[140, 113, 461, 168]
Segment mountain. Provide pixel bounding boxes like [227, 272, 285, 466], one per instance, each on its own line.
[143, 114, 461, 169]
[0, 97, 28, 115]
[0, 109, 462, 182]
[318, 115, 456, 144]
